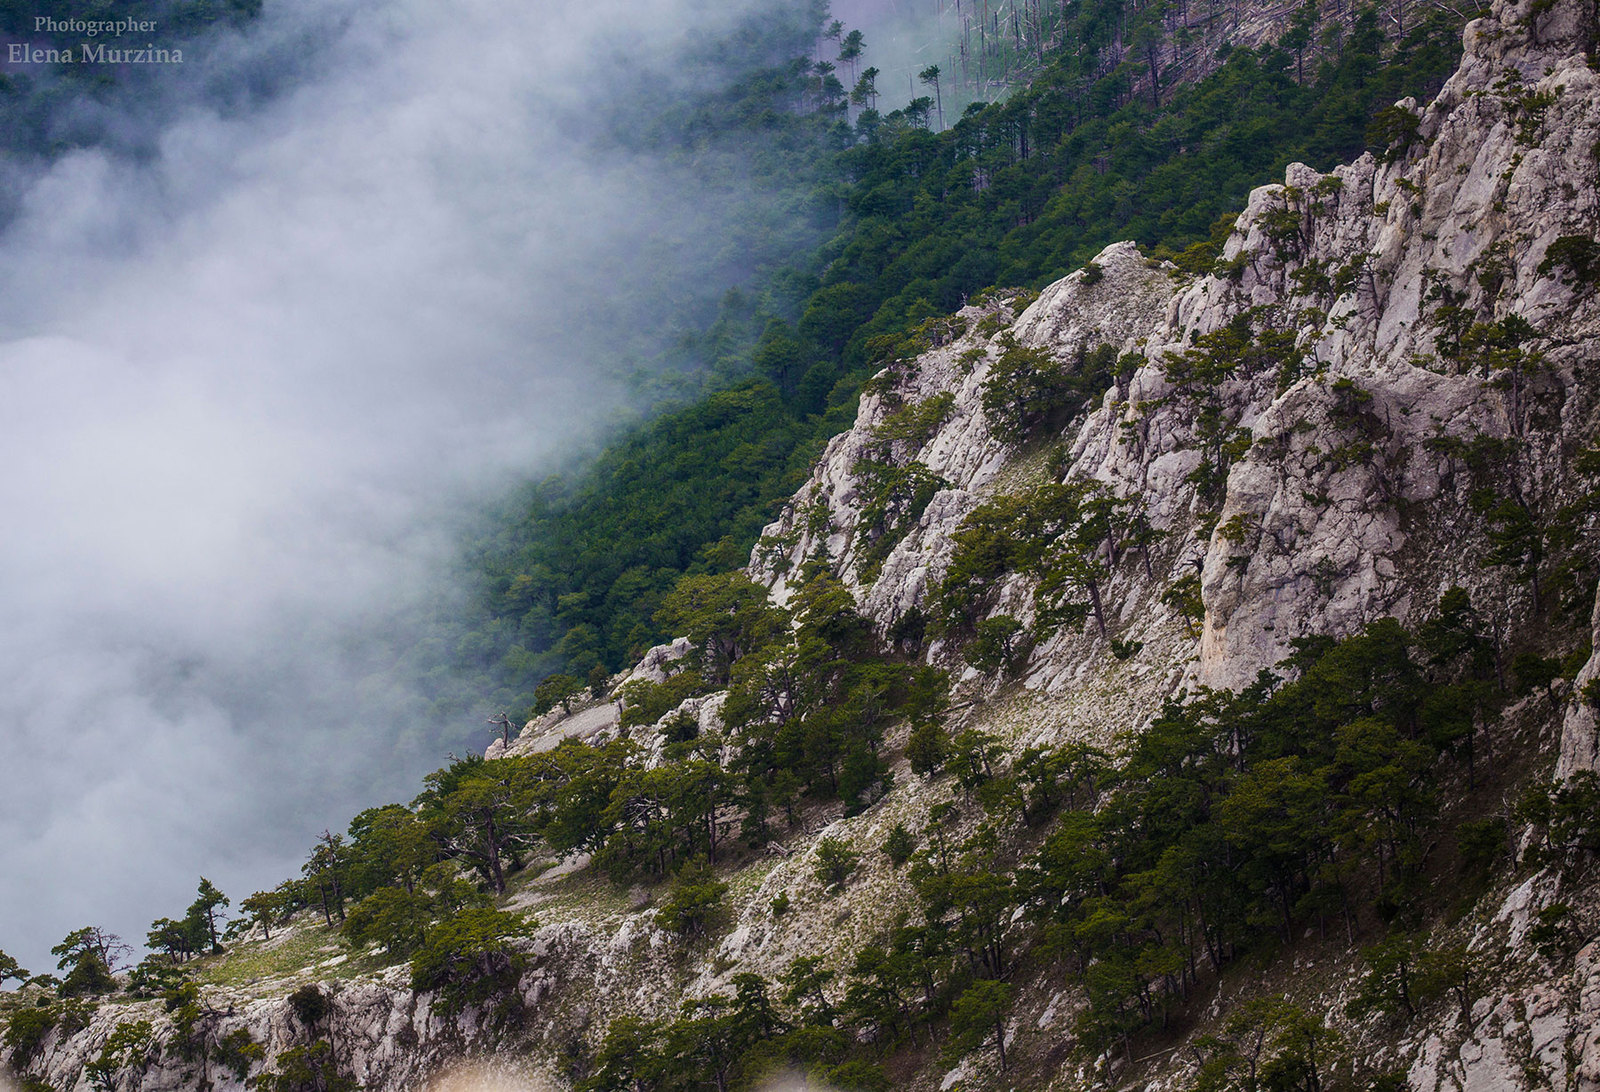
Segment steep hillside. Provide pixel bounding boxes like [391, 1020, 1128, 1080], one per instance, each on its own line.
[6, 0, 1600, 1089]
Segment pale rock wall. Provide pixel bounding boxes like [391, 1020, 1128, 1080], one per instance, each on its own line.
[1557, 587, 1600, 777]
[753, 0, 1600, 707]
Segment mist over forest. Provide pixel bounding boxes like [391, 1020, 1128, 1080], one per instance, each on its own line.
[0, 0, 922, 975]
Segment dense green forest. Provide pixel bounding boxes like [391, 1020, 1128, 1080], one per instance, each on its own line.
[409, 0, 1470, 731]
[11, 559, 1594, 1090]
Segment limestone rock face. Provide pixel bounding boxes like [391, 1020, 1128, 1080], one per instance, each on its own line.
[752, 0, 1600, 707]
[1557, 588, 1600, 777]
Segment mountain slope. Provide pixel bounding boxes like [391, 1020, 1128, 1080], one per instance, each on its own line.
[6, 0, 1600, 1089]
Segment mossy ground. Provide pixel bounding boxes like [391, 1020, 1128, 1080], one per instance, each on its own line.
[191, 920, 395, 995]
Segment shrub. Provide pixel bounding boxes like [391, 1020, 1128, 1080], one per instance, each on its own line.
[343, 887, 433, 957]
[255, 1040, 359, 1092]
[813, 837, 860, 891]
[827, 1060, 892, 1091]
[533, 673, 583, 715]
[1456, 817, 1507, 877]
[1366, 105, 1420, 162]
[85, 1020, 158, 1092]
[881, 823, 917, 867]
[3, 1006, 58, 1065]
[906, 721, 948, 777]
[618, 671, 704, 729]
[869, 392, 954, 448]
[410, 908, 531, 1014]
[126, 957, 190, 1000]
[212, 1027, 265, 1080]
[654, 860, 728, 940]
[965, 615, 1024, 674]
[1538, 235, 1600, 289]
[287, 984, 328, 1028]
[1512, 652, 1560, 695]
[980, 337, 1113, 442]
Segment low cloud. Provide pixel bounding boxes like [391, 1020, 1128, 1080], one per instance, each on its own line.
[0, 0, 821, 971]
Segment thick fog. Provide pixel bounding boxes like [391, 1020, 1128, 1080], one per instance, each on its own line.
[0, 0, 924, 975]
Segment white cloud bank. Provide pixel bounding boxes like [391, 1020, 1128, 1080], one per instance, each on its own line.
[0, 0, 828, 972]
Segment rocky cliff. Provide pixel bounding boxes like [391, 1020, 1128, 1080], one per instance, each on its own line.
[6, 0, 1600, 1089]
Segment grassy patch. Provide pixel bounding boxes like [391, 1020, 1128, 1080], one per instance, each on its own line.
[194, 920, 389, 993]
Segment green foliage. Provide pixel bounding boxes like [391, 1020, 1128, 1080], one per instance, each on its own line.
[3, 1006, 58, 1066]
[51, 927, 125, 998]
[1161, 313, 1294, 503]
[1511, 651, 1560, 695]
[161, 982, 210, 1062]
[655, 572, 787, 685]
[981, 338, 1118, 444]
[907, 720, 949, 777]
[851, 459, 948, 581]
[812, 837, 860, 891]
[84, 1021, 158, 1092]
[943, 979, 1013, 1070]
[409, 908, 531, 1015]
[1456, 817, 1507, 880]
[343, 886, 435, 957]
[187, 878, 230, 954]
[719, 565, 915, 812]
[618, 670, 705, 730]
[406, 2, 1468, 748]
[1193, 997, 1340, 1092]
[1366, 104, 1421, 162]
[287, 984, 329, 1028]
[1517, 772, 1600, 871]
[238, 886, 297, 943]
[126, 957, 190, 1000]
[937, 478, 1157, 642]
[965, 615, 1025, 674]
[0, 948, 28, 986]
[1527, 902, 1581, 962]
[415, 756, 543, 894]
[1163, 573, 1206, 636]
[146, 914, 205, 965]
[212, 1028, 265, 1081]
[582, 977, 786, 1092]
[534, 673, 583, 715]
[345, 806, 434, 906]
[1429, 427, 1599, 622]
[980, 339, 1069, 441]
[1347, 937, 1485, 1025]
[881, 823, 917, 868]
[255, 1040, 359, 1092]
[1538, 235, 1600, 289]
[555, 610, 1500, 1085]
[870, 392, 954, 448]
[826, 1060, 891, 1091]
[655, 859, 729, 940]
[1345, 936, 1423, 1020]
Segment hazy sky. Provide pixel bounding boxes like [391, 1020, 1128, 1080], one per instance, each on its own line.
[0, 0, 931, 977]
[0, 0, 709, 974]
